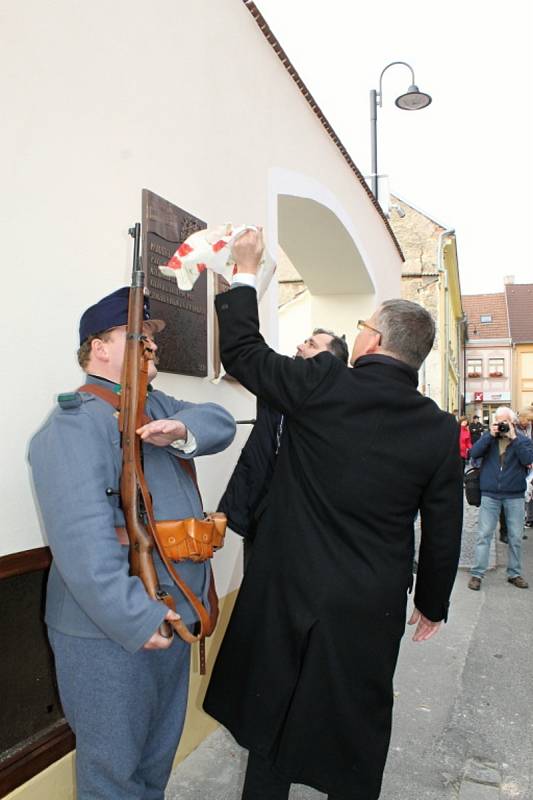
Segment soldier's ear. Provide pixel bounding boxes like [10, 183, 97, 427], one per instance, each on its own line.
[91, 336, 110, 362]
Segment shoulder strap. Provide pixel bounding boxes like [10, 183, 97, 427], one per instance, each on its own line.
[77, 385, 201, 499]
[77, 384, 151, 426]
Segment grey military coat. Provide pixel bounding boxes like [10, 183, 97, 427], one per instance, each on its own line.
[29, 376, 235, 653]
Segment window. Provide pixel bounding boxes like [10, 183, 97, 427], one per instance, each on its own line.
[480, 314, 492, 323]
[488, 358, 504, 378]
[467, 358, 483, 378]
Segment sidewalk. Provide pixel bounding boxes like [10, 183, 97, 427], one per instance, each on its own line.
[438, 532, 533, 800]
[166, 511, 531, 800]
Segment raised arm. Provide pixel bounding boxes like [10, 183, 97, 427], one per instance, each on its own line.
[138, 394, 236, 458]
[215, 286, 336, 416]
[469, 430, 493, 459]
[515, 434, 533, 466]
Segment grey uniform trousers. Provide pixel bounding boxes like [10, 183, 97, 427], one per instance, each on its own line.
[49, 627, 190, 800]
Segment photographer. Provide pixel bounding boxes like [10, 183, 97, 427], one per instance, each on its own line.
[468, 407, 533, 591]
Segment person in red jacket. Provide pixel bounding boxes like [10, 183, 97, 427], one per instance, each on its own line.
[459, 415, 473, 467]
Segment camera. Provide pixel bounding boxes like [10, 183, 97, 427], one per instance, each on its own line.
[496, 421, 510, 436]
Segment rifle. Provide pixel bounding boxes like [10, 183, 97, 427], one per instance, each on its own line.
[119, 223, 197, 646]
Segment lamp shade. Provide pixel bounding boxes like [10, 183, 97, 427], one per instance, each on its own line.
[395, 84, 432, 110]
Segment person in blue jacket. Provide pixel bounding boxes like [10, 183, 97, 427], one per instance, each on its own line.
[468, 406, 533, 591]
[29, 287, 235, 800]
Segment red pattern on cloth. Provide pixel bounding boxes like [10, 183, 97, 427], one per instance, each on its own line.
[159, 224, 275, 300]
[178, 242, 193, 257]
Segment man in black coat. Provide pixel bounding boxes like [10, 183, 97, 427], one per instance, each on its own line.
[204, 230, 463, 800]
[469, 415, 485, 444]
[218, 329, 348, 542]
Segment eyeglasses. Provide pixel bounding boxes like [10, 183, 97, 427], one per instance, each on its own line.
[357, 320, 382, 337]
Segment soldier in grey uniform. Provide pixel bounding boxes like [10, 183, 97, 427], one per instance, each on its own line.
[29, 287, 236, 800]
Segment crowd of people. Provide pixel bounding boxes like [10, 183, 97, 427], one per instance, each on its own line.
[456, 408, 533, 591]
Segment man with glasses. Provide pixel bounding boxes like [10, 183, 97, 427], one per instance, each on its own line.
[219, 327, 348, 543]
[468, 406, 533, 591]
[204, 230, 463, 800]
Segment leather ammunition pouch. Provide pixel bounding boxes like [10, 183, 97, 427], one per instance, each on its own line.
[156, 513, 227, 563]
[116, 514, 226, 563]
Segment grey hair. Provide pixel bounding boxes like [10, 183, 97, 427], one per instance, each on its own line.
[374, 299, 435, 370]
[495, 406, 517, 423]
[313, 328, 349, 365]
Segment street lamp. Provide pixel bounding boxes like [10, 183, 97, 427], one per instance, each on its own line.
[370, 61, 432, 203]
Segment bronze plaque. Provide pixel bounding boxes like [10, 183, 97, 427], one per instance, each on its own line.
[142, 189, 207, 376]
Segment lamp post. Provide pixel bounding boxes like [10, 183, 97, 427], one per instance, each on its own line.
[370, 61, 432, 203]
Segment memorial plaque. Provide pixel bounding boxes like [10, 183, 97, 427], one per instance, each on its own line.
[142, 189, 207, 376]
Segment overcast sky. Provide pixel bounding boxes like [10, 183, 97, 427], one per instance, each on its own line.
[258, 0, 532, 295]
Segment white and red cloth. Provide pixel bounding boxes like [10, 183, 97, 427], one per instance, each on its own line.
[159, 224, 275, 299]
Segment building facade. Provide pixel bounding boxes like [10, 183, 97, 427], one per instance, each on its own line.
[505, 280, 533, 413]
[388, 195, 465, 413]
[462, 292, 512, 425]
[463, 280, 533, 423]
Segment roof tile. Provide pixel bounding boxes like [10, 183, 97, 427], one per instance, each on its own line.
[505, 283, 533, 343]
[462, 293, 509, 339]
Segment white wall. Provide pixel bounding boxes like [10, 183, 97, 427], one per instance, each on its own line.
[279, 292, 312, 356]
[1, 0, 402, 584]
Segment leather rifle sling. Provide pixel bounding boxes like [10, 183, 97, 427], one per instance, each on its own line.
[77, 384, 214, 670]
[159, 457, 212, 674]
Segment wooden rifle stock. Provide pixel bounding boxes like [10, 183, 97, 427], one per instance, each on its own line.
[119, 223, 198, 646]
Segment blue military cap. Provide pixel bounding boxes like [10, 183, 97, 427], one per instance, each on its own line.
[79, 287, 165, 345]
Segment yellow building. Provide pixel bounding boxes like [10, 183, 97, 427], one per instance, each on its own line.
[389, 196, 465, 412]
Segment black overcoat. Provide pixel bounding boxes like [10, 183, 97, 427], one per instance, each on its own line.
[204, 287, 463, 799]
[218, 399, 282, 538]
